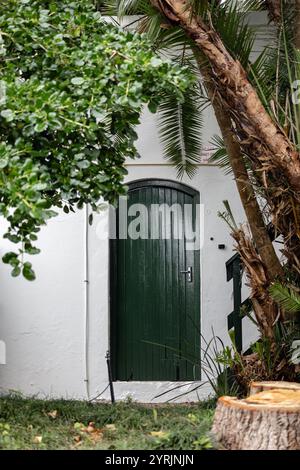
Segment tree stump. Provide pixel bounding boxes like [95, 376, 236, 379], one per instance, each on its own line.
[250, 380, 300, 396]
[212, 382, 300, 450]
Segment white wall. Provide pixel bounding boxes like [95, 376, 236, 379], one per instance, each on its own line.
[0, 104, 256, 402]
[0, 11, 272, 402]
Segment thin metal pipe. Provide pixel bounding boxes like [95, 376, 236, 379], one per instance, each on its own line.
[84, 204, 90, 400]
[106, 350, 115, 403]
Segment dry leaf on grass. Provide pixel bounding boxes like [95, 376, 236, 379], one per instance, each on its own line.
[104, 424, 116, 432]
[33, 435, 43, 444]
[47, 410, 58, 419]
[149, 431, 169, 438]
[73, 422, 103, 443]
[72, 435, 83, 448]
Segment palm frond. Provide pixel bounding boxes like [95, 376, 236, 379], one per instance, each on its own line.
[209, 135, 233, 174]
[101, 0, 267, 178]
[138, 10, 166, 42]
[101, 0, 298, 177]
[158, 83, 204, 178]
[270, 282, 300, 314]
[211, 0, 256, 68]
[247, 1, 298, 125]
[101, 0, 143, 17]
[208, 1, 300, 173]
[218, 200, 238, 231]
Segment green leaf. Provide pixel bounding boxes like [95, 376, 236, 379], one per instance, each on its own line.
[4, 234, 20, 243]
[0, 0, 191, 280]
[11, 266, 21, 277]
[2, 252, 18, 264]
[26, 247, 41, 255]
[22, 262, 36, 281]
[150, 57, 163, 67]
[77, 160, 90, 169]
[71, 77, 85, 85]
[0, 158, 8, 169]
[33, 183, 48, 191]
[148, 100, 158, 114]
[0, 109, 14, 122]
[34, 122, 48, 133]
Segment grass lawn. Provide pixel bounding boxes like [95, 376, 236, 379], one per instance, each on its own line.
[0, 396, 215, 450]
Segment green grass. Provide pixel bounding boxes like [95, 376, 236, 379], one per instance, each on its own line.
[0, 395, 215, 450]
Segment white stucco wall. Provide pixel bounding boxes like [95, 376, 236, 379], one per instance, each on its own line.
[0, 12, 271, 402]
[0, 104, 257, 402]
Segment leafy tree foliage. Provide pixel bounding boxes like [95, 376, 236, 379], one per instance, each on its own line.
[0, 0, 191, 279]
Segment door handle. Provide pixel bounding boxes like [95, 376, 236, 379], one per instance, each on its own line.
[180, 266, 193, 283]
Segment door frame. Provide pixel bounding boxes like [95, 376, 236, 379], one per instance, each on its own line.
[109, 178, 201, 381]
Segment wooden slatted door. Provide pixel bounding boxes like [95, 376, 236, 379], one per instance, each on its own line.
[111, 179, 200, 381]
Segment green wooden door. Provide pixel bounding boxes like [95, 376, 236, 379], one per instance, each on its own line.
[111, 179, 200, 381]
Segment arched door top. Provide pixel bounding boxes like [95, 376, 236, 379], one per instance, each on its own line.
[127, 178, 199, 198]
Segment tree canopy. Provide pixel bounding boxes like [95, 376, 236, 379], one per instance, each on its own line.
[0, 0, 191, 279]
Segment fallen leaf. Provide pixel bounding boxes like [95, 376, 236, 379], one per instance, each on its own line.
[187, 413, 198, 423]
[73, 422, 103, 443]
[72, 435, 83, 449]
[33, 435, 43, 444]
[90, 430, 103, 443]
[105, 424, 116, 432]
[47, 410, 58, 419]
[150, 431, 169, 439]
[86, 422, 95, 433]
[74, 422, 84, 431]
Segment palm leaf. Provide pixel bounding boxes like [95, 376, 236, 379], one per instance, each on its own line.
[218, 200, 238, 231]
[101, 0, 143, 17]
[209, 135, 233, 174]
[270, 283, 300, 314]
[211, 0, 256, 68]
[158, 83, 204, 178]
[100, 0, 268, 178]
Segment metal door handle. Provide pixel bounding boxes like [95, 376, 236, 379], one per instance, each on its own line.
[180, 266, 193, 282]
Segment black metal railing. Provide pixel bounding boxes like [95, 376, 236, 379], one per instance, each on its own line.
[226, 225, 277, 353]
[226, 253, 252, 353]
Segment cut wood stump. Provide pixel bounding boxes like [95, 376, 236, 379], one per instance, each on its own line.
[212, 382, 300, 450]
[250, 380, 300, 396]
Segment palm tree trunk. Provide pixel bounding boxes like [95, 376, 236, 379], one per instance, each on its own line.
[150, 0, 300, 277]
[149, 0, 300, 334]
[200, 64, 283, 282]
[150, 0, 300, 192]
[265, 0, 281, 23]
[199, 64, 282, 337]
